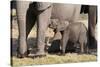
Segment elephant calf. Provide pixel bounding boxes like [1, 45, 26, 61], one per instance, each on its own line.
[49, 19, 88, 54]
[61, 22, 88, 55]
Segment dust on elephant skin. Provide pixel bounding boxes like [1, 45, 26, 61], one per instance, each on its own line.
[61, 22, 88, 54]
[48, 19, 88, 54]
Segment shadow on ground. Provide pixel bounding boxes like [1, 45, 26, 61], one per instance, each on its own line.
[11, 36, 97, 57]
[11, 37, 61, 56]
[11, 37, 37, 56]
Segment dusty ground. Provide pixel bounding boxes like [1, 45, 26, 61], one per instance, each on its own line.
[12, 53, 96, 66]
[11, 14, 97, 66]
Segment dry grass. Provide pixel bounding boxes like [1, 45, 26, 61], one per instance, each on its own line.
[12, 53, 97, 66]
[11, 14, 97, 66]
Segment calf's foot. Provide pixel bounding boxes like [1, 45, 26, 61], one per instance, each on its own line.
[60, 50, 66, 56]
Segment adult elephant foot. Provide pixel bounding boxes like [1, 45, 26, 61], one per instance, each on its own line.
[17, 54, 27, 58]
[28, 45, 46, 58]
[59, 50, 65, 56]
[28, 52, 46, 58]
[17, 49, 30, 58]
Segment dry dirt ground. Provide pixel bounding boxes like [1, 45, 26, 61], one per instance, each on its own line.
[11, 14, 97, 66]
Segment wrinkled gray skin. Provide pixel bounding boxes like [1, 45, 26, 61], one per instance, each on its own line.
[16, 1, 97, 58]
[49, 19, 69, 32]
[49, 20, 88, 54]
[49, 19, 69, 41]
[88, 6, 97, 50]
[61, 22, 88, 54]
[48, 19, 69, 53]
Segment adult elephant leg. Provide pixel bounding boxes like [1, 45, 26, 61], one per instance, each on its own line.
[36, 6, 52, 56]
[88, 6, 97, 49]
[26, 3, 37, 55]
[16, 1, 31, 58]
[71, 5, 81, 22]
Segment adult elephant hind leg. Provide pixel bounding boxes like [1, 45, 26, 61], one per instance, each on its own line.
[35, 6, 52, 57]
[16, 1, 31, 58]
[71, 5, 81, 22]
[88, 6, 97, 50]
[26, 5, 37, 55]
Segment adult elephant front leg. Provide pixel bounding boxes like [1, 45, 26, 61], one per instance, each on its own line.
[36, 6, 52, 56]
[16, 1, 32, 58]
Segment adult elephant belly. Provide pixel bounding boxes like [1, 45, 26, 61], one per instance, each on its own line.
[51, 4, 81, 22]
